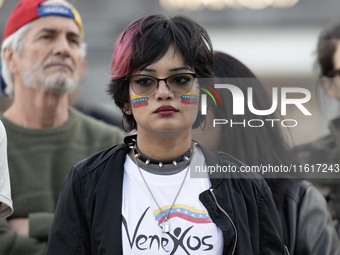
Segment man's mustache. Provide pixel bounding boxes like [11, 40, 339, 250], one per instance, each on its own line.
[43, 56, 75, 72]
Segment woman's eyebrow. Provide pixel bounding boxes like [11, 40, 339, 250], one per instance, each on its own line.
[169, 66, 192, 72]
[142, 66, 192, 73]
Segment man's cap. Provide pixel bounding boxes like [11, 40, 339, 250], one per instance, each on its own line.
[3, 0, 83, 42]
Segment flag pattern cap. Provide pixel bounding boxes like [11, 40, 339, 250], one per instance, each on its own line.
[3, 0, 83, 42]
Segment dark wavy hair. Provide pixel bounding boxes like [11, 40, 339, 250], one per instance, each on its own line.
[317, 21, 340, 77]
[107, 15, 213, 132]
[313, 21, 340, 118]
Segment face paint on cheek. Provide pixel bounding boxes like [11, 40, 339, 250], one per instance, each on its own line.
[180, 92, 199, 105]
[131, 94, 149, 108]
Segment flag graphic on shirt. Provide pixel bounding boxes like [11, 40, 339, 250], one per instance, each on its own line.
[153, 204, 212, 224]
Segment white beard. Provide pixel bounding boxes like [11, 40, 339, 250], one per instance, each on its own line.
[20, 56, 79, 95]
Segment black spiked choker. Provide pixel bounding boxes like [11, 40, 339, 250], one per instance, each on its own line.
[130, 140, 192, 168]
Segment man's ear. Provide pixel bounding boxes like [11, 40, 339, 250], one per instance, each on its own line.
[321, 76, 337, 97]
[123, 103, 132, 115]
[3, 48, 17, 74]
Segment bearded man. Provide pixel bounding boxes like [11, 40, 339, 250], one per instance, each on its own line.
[0, 0, 124, 254]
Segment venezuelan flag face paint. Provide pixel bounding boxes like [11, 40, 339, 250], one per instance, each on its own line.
[131, 94, 149, 108]
[180, 90, 199, 105]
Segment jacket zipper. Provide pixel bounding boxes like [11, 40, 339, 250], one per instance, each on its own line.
[210, 188, 238, 255]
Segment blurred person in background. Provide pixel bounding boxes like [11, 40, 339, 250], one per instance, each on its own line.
[47, 14, 287, 254]
[0, 119, 12, 219]
[297, 21, 340, 234]
[0, 0, 124, 254]
[193, 51, 340, 254]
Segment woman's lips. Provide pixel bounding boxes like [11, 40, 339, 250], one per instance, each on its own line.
[154, 105, 179, 116]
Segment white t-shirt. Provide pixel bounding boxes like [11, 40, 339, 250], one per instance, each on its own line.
[122, 146, 223, 255]
[0, 120, 13, 218]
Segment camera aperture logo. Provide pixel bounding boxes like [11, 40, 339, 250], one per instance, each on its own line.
[199, 83, 312, 128]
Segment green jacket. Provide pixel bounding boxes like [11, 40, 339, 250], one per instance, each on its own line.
[0, 107, 124, 255]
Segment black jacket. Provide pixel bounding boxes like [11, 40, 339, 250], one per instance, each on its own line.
[296, 117, 340, 224]
[268, 178, 340, 255]
[47, 142, 288, 255]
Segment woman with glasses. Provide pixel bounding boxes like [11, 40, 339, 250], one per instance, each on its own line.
[47, 15, 287, 254]
[297, 21, 340, 235]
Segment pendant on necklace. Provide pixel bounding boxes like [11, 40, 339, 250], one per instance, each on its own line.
[162, 218, 170, 233]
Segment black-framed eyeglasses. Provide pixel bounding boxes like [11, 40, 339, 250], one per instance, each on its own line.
[327, 69, 340, 77]
[126, 73, 198, 96]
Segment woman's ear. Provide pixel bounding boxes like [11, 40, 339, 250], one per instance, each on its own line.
[123, 103, 132, 115]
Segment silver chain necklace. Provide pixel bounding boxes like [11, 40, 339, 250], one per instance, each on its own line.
[131, 144, 193, 233]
